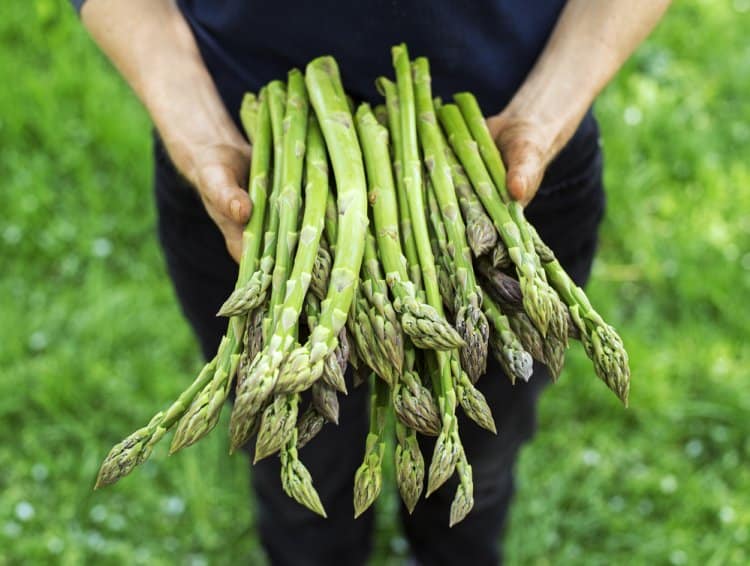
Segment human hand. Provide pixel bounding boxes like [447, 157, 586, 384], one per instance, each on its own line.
[485, 111, 557, 207]
[184, 140, 253, 262]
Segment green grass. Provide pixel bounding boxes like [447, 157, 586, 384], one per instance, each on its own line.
[1, 1, 748, 564]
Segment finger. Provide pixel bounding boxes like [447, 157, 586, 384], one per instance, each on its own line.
[498, 139, 546, 206]
[213, 210, 245, 264]
[198, 164, 252, 224]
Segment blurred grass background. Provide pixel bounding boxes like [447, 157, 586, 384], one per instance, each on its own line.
[1, 1, 749, 564]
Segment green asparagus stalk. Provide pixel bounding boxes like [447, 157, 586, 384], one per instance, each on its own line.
[229, 106, 325, 453]
[449, 450, 474, 527]
[413, 57, 489, 381]
[353, 375, 388, 518]
[392, 358, 442, 436]
[268, 69, 309, 328]
[451, 353, 496, 433]
[439, 121, 497, 256]
[311, 381, 340, 425]
[361, 232, 404, 374]
[483, 295, 534, 384]
[530, 226, 630, 404]
[310, 239, 332, 300]
[95, 358, 217, 488]
[218, 82, 286, 317]
[169, 88, 275, 453]
[296, 405, 326, 449]
[436, 103, 566, 341]
[394, 420, 425, 514]
[376, 77, 422, 288]
[355, 102, 462, 351]
[425, 177, 456, 314]
[280, 428, 327, 517]
[393, 44, 464, 499]
[453, 92, 506, 198]
[452, 94, 570, 348]
[324, 191, 338, 252]
[239, 93, 259, 144]
[273, 56, 369, 395]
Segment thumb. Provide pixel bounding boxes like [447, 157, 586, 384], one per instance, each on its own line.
[501, 142, 546, 206]
[198, 163, 252, 224]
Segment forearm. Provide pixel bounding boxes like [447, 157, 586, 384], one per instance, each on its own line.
[506, 0, 671, 156]
[80, 0, 246, 184]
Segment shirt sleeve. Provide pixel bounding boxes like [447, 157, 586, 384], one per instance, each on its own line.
[70, 0, 87, 13]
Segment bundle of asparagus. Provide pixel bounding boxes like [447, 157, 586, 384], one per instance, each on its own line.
[95, 45, 629, 527]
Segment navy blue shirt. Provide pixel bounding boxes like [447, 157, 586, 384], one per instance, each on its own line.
[73, 0, 599, 185]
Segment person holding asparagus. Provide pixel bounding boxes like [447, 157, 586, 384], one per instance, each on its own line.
[72, 0, 669, 564]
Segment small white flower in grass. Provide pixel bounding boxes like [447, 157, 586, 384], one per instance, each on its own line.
[92, 237, 113, 258]
[15, 501, 35, 522]
[659, 475, 678, 494]
[670, 550, 688, 565]
[684, 439, 703, 459]
[581, 449, 600, 467]
[719, 506, 736, 524]
[623, 106, 642, 126]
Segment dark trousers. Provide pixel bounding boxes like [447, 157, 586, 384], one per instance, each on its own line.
[153, 128, 605, 566]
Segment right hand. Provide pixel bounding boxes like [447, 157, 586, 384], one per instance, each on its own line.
[183, 140, 253, 262]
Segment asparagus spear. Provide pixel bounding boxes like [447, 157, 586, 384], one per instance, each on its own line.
[413, 57, 489, 380]
[436, 103, 567, 343]
[393, 43, 464, 499]
[483, 295, 534, 384]
[280, 429, 327, 517]
[394, 420, 425, 514]
[94, 358, 216, 488]
[449, 449, 474, 527]
[239, 93, 259, 144]
[453, 92, 506, 197]
[353, 375, 388, 518]
[531, 226, 630, 403]
[296, 405, 327, 449]
[455, 94, 628, 397]
[310, 239, 332, 300]
[218, 82, 286, 317]
[168, 88, 274, 453]
[376, 77, 422, 288]
[229, 103, 323, 453]
[355, 102, 462, 351]
[273, 56, 369, 395]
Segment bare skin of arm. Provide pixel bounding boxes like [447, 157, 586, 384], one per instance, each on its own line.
[488, 0, 671, 205]
[81, 0, 251, 261]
